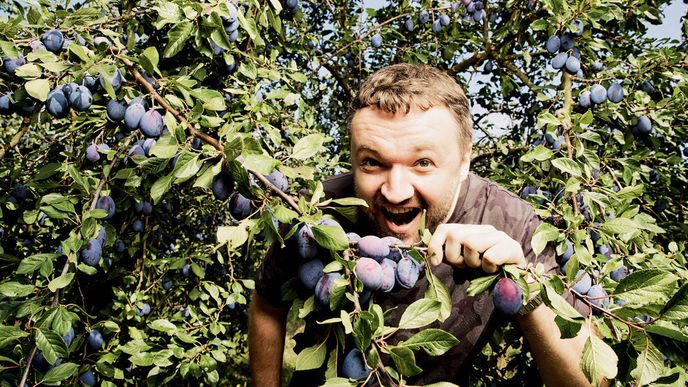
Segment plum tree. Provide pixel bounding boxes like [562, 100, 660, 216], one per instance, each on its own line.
[492, 278, 523, 315]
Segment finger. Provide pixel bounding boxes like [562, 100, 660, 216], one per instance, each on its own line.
[444, 235, 464, 267]
[462, 244, 481, 269]
[460, 230, 503, 268]
[427, 224, 448, 266]
[482, 239, 526, 273]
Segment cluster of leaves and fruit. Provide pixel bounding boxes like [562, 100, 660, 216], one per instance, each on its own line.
[0, 0, 686, 385]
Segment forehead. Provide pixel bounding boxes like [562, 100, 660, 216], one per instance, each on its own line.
[350, 106, 462, 151]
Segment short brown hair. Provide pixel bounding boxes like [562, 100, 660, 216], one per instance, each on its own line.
[348, 63, 473, 151]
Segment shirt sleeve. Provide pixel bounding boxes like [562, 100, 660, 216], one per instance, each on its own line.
[254, 243, 298, 308]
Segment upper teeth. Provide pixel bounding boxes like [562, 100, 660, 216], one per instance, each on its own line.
[385, 207, 415, 214]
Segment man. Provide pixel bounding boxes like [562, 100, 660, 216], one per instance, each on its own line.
[249, 64, 593, 386]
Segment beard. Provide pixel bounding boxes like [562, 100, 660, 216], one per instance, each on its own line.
[354, 176, 460, 243]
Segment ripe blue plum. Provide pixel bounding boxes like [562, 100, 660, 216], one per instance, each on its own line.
[419, 10, 430, 24]
[96, 226, 107, 246]
[591, 60, 604, 72]
[358, 235, 390, 262]
[46, 89, 69, 118]
[342, 348, 371, 380]
[211, 170, 234, 200]
[640, 79, 654, 94]
[590, 84, 607, 104]
[560, 33, 574, 50]
[142, 138, 156, 156]
[264, 169, 288, 191]
[439, 13, 450, 26]
[404, 18, 414, 31]
[318, 217, 341, 228]
[296, 224, 318, 259]
[125, 102, 145, 129]
[371, 33, 383, 48]
[96, 195, 116, 219]
[99, 68, 123, 91]
[3, 54, 25, 75]
[379, 258, 397, 292]
[132, 219, 144, 233]
[136, 302, 151, 316]
[396, 256, 420, 289]
[571, 19, 584, 36]
[298, 259, 324, 290]
[229, 193, 252, 220]
[545, 36, 560, 54]
[551, 52, 567, 69]
[314, 272, 341, 306]
[564, 55, 580, 74]
[572, 270, 592, 294]
[637, 115, 652, 134]
[472, 9, 484, 21]
[587, 285, 609, 308]
[610, 265, 629, 282]
[106, 99, 126, 122]
[579, 91, 591, 109]
[67, 85, 92, 111]
[492, 277, 523, 315]
[0, 93, 11, 114]
[355, 258, 384, 290]
[63, 327, 75, 346]
[79, 370, 96, 386]
[558, 239, 574, 264]
[115, 239, 126, 253]
[80, 239, 102, 266]
[139, 109, 164, 138]
[182, 264, 191, 277]
[86, 143, 100, 162]
[347, 232, 361, 243]
[607, 82, 624, 103]
[87, 329, 103, 349]
[41, 29, 64, 52]
[432, 19, 442, 33]
[93, 36, 111, 50]
[382, 236, 403, 261]
[598, 244, 612, 259]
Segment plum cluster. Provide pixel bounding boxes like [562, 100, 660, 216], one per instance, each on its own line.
[295, 221, 424, 309]
[546, 20, 584, 75]
[455, 0, 486, 23]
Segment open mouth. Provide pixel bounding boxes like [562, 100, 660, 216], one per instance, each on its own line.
[382, 207, 421, 226]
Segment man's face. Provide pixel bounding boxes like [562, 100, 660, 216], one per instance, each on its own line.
[350, 105, 471, 244]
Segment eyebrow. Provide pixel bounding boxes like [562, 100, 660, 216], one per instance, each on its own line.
[355, 144, 438, 156]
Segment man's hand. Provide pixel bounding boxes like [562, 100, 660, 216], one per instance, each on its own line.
[427, 224, 527, 272]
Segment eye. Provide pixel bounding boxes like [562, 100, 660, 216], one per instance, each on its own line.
[416, 158, 433, 168]
[360, 158, 381, 167]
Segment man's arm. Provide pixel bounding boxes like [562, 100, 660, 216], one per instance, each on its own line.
[518, 302, 595, 386]
[248, 291, 288, 387]
[428, 224, 598, 386]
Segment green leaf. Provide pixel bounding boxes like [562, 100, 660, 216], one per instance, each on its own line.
[613, 269, 678, 305]
[295, 339, 327, 371]
[164, 21, 193, 58]
[42, 362, 78, 383]
[543, 283, 584, 321]
[216, 226, 249, 249]
[425, 270, 452, 321]
[151, 174, 175, 204]
[531, 222, 559, 256]
[149, 319, 178, 333]
[398, 298, 441, 329]
[17, 254, 57, 275]
[389, 346, 423, 377]
[630, 336, 664, 385]
[551, 158, 582, 177]
[237, 10, 265, 46]
[601, 217, 640, 235]
[0, 282, 35, 297]
[0, 325, 30, 349]
[401, 329, 459, 356]
[580, 334, 618, 385]
[35, 328, 68, 366]
[328, 197, 368, 207]
[139, 47, 159, 76]
[353, 312, 375, 350]
[25, 78, 50, 101]
[290, 134, 326, 160]
[645, 320, 688, 342]
[520, 145, 553, 162]
[174, 155, 203, 181]
[466, 274, 498, 297]
[312, 225, 349, 251]
[48, 273, 74, 292]
[661, 283, 688, 321]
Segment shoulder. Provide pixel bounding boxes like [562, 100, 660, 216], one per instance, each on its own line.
[323, 172, 354, 199]
[460, 173, 537, 221]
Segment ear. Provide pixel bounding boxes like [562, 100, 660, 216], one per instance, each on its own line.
[458, 147, 472, 181]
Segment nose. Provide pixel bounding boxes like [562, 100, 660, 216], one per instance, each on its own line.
[380, 167, 414, 204]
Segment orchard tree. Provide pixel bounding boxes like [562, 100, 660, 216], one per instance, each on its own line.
[0, 0, 686, 386]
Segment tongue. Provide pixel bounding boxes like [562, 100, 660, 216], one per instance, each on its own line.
[386, 209, 418, 225]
